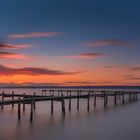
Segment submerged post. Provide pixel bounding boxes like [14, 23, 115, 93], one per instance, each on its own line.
[114, 92, 117, 105]
[122, 92, 125, 104]
[94, 93, 96, 107]
[12, 91, 14, 108]
[87, 93, 90, 111]
[33, 92, 36, 110]
[30, 100, 34, 122]
[18, 98, 21, 121]
[51, 94, 54, 115]
[61, 94, 65, 116]
[1, 92, 4, 110]
[23, 93, 25, 112]
[69, 92, 71, 111]
[77, 91, 79, 110]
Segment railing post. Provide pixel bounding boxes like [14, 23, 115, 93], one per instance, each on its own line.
[33, 92, 36, 110]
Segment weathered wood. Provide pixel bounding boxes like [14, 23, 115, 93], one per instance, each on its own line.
[51, 94, 54, 115]
[1, 92, 4, 110]
[87, 93, 90, 111]
[69, 93, 71, 111]
[94, 93, 96, 107]
[23, 93, 25, 111]
[33, 92, 36, 109]
[122, 93, 125, 104]
[18, 98, 21, 120]
[12, 91, 14, 108]
[114, 92, 117, 105]
[30, 100, 34, 122]
[77, 92, 80, 110]
[61, 94, 65, 115]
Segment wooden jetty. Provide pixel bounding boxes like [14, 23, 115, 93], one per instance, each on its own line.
[0, 89, 139, 122]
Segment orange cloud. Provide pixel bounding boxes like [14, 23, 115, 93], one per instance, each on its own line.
[0, 52, 27, 59]
[65, 53, 105, 59]
[8, 32, 63, 39]
[0, 64, 81, 76]
[123, 75, 140, 80]
[85, 39, 129, 47]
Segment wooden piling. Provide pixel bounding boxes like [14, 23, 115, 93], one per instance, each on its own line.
[51, 94, 54, 115]
[69, 93, 71, 111]
[18, 98, 21, 120]
[30, 100, 34, 122]
[129, 92, 132, 102]
[94, 93, 96, 107]
[12, 91, 14, 108]
[33, 92, 36, 110]
[104, 93, 107, 108]
[1, 92, 4, 110]
[61, 94, 65, 115]
[23, 93, 25, 112]
[114, 92, 117, 105]
[87, 93, 90, 111]
[77, 92, 79, 110]
[122, 92, 125, 104]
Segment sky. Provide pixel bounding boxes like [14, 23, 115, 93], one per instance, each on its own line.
[0, 0, 140, 86]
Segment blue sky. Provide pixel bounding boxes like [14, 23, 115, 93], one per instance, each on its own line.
[0, 0, 140, 85]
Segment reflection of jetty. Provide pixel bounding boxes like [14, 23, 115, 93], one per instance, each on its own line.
[0, 90, 139, 122]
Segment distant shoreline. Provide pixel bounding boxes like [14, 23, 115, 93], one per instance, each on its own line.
[0, 85, 140, 89]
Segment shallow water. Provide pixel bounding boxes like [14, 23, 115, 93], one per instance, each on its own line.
[0, 88, 140, 140]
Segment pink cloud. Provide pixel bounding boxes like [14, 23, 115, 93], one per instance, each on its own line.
[0, 43, 32, 50]
[0, 51, 28, 59]
[8, 32, 63, 39]
[0, 64, 81, 76]
[65, 53, 105, 59]
[85, 39, 129, 47]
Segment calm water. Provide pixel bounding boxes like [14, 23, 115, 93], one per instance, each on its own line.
[0, 87, 140, 140]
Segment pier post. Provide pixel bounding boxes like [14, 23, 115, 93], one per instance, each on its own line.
[87, 93, 90, 111]
[104, 93, 107, 108]
[23, 93, 25, 112]
[122, 92, 125, 104]
[33, 92, 36, 110]
[69, 93, 71, 111]
[1, 92, 4, 110]
[94, 93, 96, 107]
[30, 100, 34, 122]
[61, 94, 65, 116]
[77, 91, 79, 110]
[51, 94, 54, 115]
[114, 92, 117, 105]
[129, 92, 132, 102]
[18, 98, 21, 121]
[12, 91, 14, 108]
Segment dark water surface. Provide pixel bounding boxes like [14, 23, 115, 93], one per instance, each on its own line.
[0, 88, 140, 140]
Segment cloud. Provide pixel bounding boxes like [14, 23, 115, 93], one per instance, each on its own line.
[129, 66, 140, 71]
[65, 53, 105, 59]
[0, 51, 27, 59]
[85, 39, 129, 47]
[8, 32, 63, 39]
[0, 64, 81, 76]
[0, 42, 32, 50]
[123, 75, 140, 80]
[64, 81, 96, 85]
